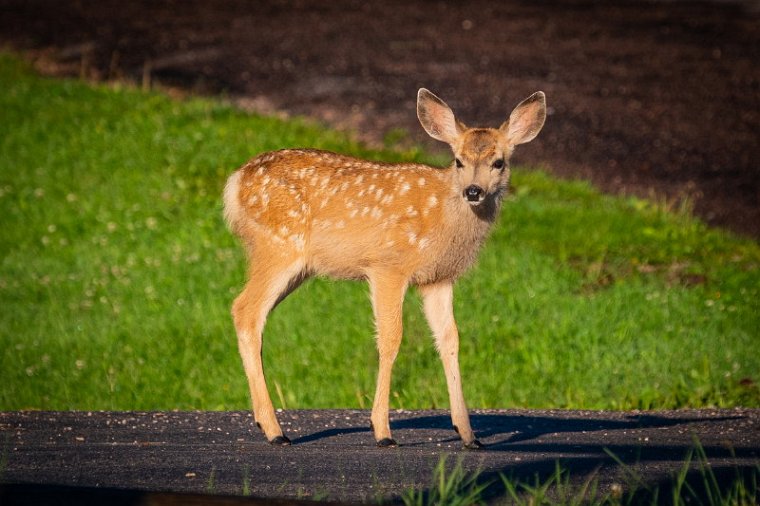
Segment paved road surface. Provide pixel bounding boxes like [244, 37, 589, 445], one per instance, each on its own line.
[1, 409, 758, 504]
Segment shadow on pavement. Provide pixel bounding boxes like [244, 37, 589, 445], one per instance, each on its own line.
[0, 483, 358, 506]
[389, 412, 757, 503]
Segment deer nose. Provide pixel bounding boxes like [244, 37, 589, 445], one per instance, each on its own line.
[464, 185, 484, 202]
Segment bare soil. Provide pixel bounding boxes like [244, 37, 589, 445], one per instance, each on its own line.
[1, 0, 758, 237]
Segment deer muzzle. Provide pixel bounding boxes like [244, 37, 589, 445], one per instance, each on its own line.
[464, 184, 485, 204]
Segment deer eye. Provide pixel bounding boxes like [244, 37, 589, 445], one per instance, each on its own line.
[492, 159, 505, 170]
[455, 158, 464, 169]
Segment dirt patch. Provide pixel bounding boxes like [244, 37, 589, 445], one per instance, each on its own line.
[1, 0, 758, 237]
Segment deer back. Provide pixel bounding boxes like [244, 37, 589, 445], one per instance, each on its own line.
[224, 149, 493, 284]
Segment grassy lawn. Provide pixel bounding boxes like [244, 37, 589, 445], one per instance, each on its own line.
[1, 53, 758, 412]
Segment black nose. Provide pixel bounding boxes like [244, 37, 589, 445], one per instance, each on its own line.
[464, 185, 484, 202]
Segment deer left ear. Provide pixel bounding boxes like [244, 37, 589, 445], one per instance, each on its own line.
[417, 88, 466, 146]
[500, 91, 546, 146]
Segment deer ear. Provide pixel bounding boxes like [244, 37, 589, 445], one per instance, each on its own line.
[417, 88, 465, 145]
[501, 91, 546, 145]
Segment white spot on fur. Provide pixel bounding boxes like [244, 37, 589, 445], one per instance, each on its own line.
[422, 195, 439, 217]
[370, 207, 382, 219]
[291, 234, 305, 250]
[380, 194, 394, 205]
[349, 209, 358, 218]
[399, 182, 411, 195]
[406, 206, 418, 217]
[417, 237, 431, 250]
[355, 175, 364, 185]
[418, 177, 426, 186]
[287, 209, 299, 218]
[407, 231, 417, 245]
[336, 220, 346, 229]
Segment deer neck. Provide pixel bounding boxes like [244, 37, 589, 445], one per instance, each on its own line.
[445, 184, 502, 246]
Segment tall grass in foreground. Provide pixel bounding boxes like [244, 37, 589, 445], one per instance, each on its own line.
[0, 53, 758, 411]
[402, 446, 759, 505]
[401, 444, 760, 506]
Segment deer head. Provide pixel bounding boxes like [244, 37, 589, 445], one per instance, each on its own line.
[417, 88, 546, 207]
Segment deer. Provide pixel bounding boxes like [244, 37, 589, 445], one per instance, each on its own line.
[223, 88, 546, 449]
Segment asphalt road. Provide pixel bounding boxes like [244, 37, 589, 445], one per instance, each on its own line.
[1, 409, 758, 504]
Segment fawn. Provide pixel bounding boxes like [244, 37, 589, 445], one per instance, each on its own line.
[224, 88, 546, 448]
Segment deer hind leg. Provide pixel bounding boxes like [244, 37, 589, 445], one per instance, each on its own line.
[368, 271, 408, 447]
[232, 255, 306, 446]
[419, 281, 483, 449]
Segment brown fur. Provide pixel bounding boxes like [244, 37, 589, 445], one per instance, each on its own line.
[224, 88, 546, 447]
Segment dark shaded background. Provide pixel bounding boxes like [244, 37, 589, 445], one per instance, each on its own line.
[1, 0, 758, 237]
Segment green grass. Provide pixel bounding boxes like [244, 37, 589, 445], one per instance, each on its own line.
[402, 456, 490, 506]
[0, 53, 758, 411]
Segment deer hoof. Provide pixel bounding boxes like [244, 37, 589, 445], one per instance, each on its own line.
[270, 435, 291, 446]
[376, 438, 398, 448]
[464, 439, 484, 450]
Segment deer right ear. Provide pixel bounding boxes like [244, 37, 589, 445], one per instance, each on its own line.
[417, 89, 465, 145]
[501, 91, 546, 146]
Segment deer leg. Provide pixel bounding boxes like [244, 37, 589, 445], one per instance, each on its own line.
[368, 272, 408, 447]
[232, 257, 305, 445]
[419, 281, 483, 449]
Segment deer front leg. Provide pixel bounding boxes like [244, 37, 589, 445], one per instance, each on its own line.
[368, 271, 408, 447]
[419, 281, 483, 449]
